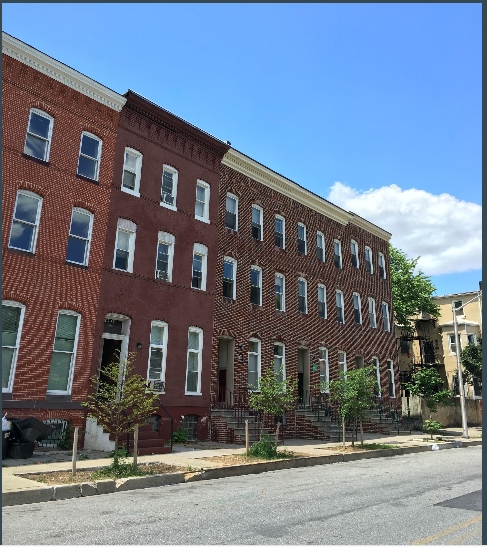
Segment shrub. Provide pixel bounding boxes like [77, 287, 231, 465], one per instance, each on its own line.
[249, 435, 278, 459]
[172, 427, 188, 444]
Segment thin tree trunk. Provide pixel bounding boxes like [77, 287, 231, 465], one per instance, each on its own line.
[351, 418, 355, 447]
[275, 422, 280, 447]
[342, 416, 346, 447]
[113, 433, 119, 467]
[359, 417, 364, 447]
[133, 424, 139, 469]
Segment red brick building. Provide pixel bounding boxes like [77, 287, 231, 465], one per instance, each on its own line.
[2, 33, 126, 435]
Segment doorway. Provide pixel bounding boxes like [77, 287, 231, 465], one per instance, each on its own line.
[297, 348, 310, 407]
[98, 314, 130, 392]
[99, 338, 122, 387]
[217, 338, 234, 405]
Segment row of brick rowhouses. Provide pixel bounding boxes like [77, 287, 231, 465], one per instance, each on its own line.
[2, 32, 397, 451]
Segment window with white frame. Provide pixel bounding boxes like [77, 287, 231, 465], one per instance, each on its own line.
[467, 334, 477, 346]
[225, 193, 238, 230]
[24, 109, 53, 161]
[186, 327, 203, 394]
[2, 301, 25, 392]
[334, 240, 342, 269]
[248, 339, 261, 390]
[192, 243, 208, 291]
[297, 223, 307, 254]
[8, 190, 43, 253]
[195, 180, 210, 222]
[387, 360, 395, 397]
[371, 356, 381, 396]
[316, 232, 325, 262]
[147, 321, 168, 391]
[47, 311, 81, 394]
[298, 278, 308, 313]
[66, 208, 93, 266]
[382, 302, 390, 332]
[336, 290, 344, 323]
[155, 231, 175, 282]
[113, 219, 137, 273]
[223, 257, 237, 299]
[338, 351, 347, 376]
[350, 240, 359, 268]
[160, 165, 178, 209]
[250, 266, 262, 305]
[77, 132, 102, 181]
[378, 252, 386, 279]
[365, 246, 373, 274]
[275, 274, 285, 311]
[318, 285, 327, 319]
[452, 300, 464, 315]
[369, 298, 377, 328]
[275, 215, 285, 249]
[353, 293, 362, 324]
[251, 205, 263, 241]
[319, 347, 329, 392]
[121, 148, 142, 196]
[448, 334, 462, 355]
[274, 343, 285, 382]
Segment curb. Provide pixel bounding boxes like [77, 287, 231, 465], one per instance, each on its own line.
[2, 441, 481, 506]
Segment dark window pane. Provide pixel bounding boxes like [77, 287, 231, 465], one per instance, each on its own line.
[2, 347, 15, 388]
[299, 296, 306, 313]
[379, 265, 385, 278]
[149, 348, 163, 379]
[192, 272, 202, 289]
[354, 309, 361, 324]
[77, 156, 96, 179]
[115, 249, 129, 270]
[2, 306, 21, 347]
[14, 194, 39, 223]
[66, 237, 87, 264]
[223, 261, 233, 279]
[104, 319, 123, 335]
[351, 254, 358, 268]
[226, 211, 236, 229]
[24, 134, 47, 160]
[252, 224, 261, 240]
[318, 302, 326, 318]
[122, 170, 136, 190]
[28, 113, 51, 139]
[70, 211, 90, 239]
[298, 239, 306, 254]
[334, 253, 341, 268]
[80, 135, 99, 159]
[366, 260, 372, 274]
[223, 280, 234, 299]
[317, 247, 324, 261]
[336, 307, 344, 323]
[275, 233, 283, 248]
[9, 221, 34, 251]
[251, 286, 260, 305]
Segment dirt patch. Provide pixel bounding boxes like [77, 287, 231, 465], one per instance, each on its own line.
[200, 453, 309, 466]
[329, 444, 398, 453]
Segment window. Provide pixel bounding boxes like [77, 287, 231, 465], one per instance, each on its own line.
[274, 343, 285, 382]
[251, 205, 263, 240]
[319, 347, 329, 392]
[250, 266, 262, 305]
[448, 334, 462, 355]
[147, 321, 168, 391]
[369, 298, 377, 328]
[223, 257, 237, 299]
[121, 148, 142, 196]
[353, 293, 362, 324]
[472, 377, 482, 398]
[338, 351, 347, 376]
[350, 240, 359, 268]
[160, 165, 178, 209]
[467, 334, 477, 346]
[248, 339, 261, 390]
[298, 278, 307, 314]
[275, 274, 285, 311]
[334, 240, 342, 269]
[113, 219, 137, 273]
[275, 215, 285, 249]
[336, 290, 344, 323]
[382, 302, 390, 332]
[400, 339, 410, 354]
[387, 360, 395, 398]
[8, 190, 43, 253]
[181, 415, 199, 440]
[453, 300, 464, 315]
[371, 356, 381, 396]
[225, 193, 238, 230]
[297, 223, 307, 254]
[24, 109, 53, 161]
[66, 208, 93, 266]
[2, 302, 25, 392]
[155, 231, 175, 282]
[316, 232, 325, 262]
[185, 327, 203, 394]
[47, 311, 81, 394]
[364, 246, 373, 274]
[318, 285, 327, 319]
[195, 180, 210, 223]
[192, 243, 208, 291]
[77, 132, 102, 181]
[378, 252, 386, 279]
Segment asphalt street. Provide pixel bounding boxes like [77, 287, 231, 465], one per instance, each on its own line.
[2, 446, 482, 545]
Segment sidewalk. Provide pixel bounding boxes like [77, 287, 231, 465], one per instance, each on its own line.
[2, 427, 481, 506]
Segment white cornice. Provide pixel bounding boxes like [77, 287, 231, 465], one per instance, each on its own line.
[222, 149, 391, 241]
[2, 32, 126, 112]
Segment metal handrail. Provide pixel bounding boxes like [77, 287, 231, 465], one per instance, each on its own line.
[156, 399, 174, 452]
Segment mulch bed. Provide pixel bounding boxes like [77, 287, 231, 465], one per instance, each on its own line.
[200, 453, 309, 466]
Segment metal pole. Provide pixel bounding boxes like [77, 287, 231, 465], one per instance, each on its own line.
[452, 305, 469, 438]
[71, 426, 79, 477]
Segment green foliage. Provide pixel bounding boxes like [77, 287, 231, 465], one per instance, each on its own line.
[109, 447, 129, 458]
[172, 427, 189, 444]
[78, 453, 90, 461]
[57, 420, 74, 450]
[404, 367, 451, 415]
[92, 459, 151, 479]
[389, 244, 440, 332]
[249, 435, 278, 459]
[248, 364, 298, 417]
[423, 419, 443, 440]
[361, 443, 399, 450]
[461, 339, 482, 384]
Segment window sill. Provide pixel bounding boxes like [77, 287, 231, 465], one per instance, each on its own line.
[22, 153, 50, 166]
[299, 311, 308, 316]
[160, 202, 177, 212]
[113, 267, 134, 274]
[190, 286, 206, 292]
[121, 187, 140, 198]
[76, 173, 99, 185]
[195, 216, 210, 224]
[275, 309, 286, 315]
[222, 296, 236, 303]
[251, 303, 263, 309]
[225, 227, 238, 234]
[45, 394, 72, 400]
[66, 261, 89, 270]
[275, 246, 286, 251]
[185, 392, 202, 396]
[7, 247, 35, 257]
[2, 391, 12, 399]
[155, 276, 172, 284]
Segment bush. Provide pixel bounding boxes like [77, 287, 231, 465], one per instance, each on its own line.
[172, 427, 188, 444]
[249, 435, 278, 459]
[423, 419, 443, 439]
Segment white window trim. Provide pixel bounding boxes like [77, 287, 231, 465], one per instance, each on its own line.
[275, 273, 286, 311]
[46, 310, 81, 395]
[248, 338, 261, 391]
[185, 327, 203, 395]
[382, 302, 390, 332]
[353, 292, 362, 324]
[274, 342, 286, 381]
[2, 301, 26, 393]
[251, 204, 263, 241]
[250, 265, 263, 306]
[24, 108, 54, 162]
[448, 333, 462, 355]
[369, 297, 377, 328]
[223, 256, 237, 300]
[338, 351, 347, 376]
[298, 277, 308, 314]
[275, 214, 286, 249]
[160, 164, 178, 211]
[121, 147, 142, 197]
[113, 219, 137, 273]
[336, 290, 345, 324]
[372, 356, 381, 397]
[452, 300, 465, 317]
[387, 360, 396, 398]
[66, 208, 94, 266]
[316, 231, 325, 262]
[378, 252, 386, 279]
[147, 320, 168, 393]
[192, 243, 208, 291]
[298, 223, 307, 254]
[351, 239, 359, 268]
[319, 347, 329, 393]
[155, 231, 175, 282]
[365, 246, 374, 274]
[195, 180, 210, 223]
[8, 190, 43, 254]
[318, 284, 327, 319]
[77, 131, 102, 181]
[334, 239, 342, 269]
[226, 193, 239, 231]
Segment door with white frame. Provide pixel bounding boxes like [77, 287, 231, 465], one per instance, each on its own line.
[98, 314, 131, 390]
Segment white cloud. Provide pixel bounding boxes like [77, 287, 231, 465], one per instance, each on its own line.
[327, 182, 482, 276]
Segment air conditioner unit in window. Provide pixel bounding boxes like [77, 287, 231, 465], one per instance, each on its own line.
[147, 380, 165, 392]
[156, 270, 169, 281]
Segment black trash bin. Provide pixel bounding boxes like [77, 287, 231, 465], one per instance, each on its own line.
[9, 417, 53, 443]
[7, 442, 35, 459]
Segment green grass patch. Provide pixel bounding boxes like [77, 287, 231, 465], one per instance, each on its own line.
[359, 443, 399, 450]
[92, 461, 153, 480]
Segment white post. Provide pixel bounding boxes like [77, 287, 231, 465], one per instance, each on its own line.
[245, 420, 249, 457]
[453, 305, 469, 439]
[71, 426, 79, 477]
[133, 424, 139, 468]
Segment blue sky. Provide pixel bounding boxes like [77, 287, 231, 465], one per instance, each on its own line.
[3, 3, 481, 296]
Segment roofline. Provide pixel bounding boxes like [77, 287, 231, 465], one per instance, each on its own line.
[434, 291, 482, 300]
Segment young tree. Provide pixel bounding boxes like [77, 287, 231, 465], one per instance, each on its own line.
[83, 353, 159, 468]
[461, 339, 482, 385]
[403, 367, 451, 421]
[389, 244, 440, 332]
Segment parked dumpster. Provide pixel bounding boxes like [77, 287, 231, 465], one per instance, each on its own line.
[4, 417, 54, 459]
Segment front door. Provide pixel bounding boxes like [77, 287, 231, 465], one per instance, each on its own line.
[298, 373, 304, 404]
[98, 338, 122, 389]
[218, 369, 227, 403]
